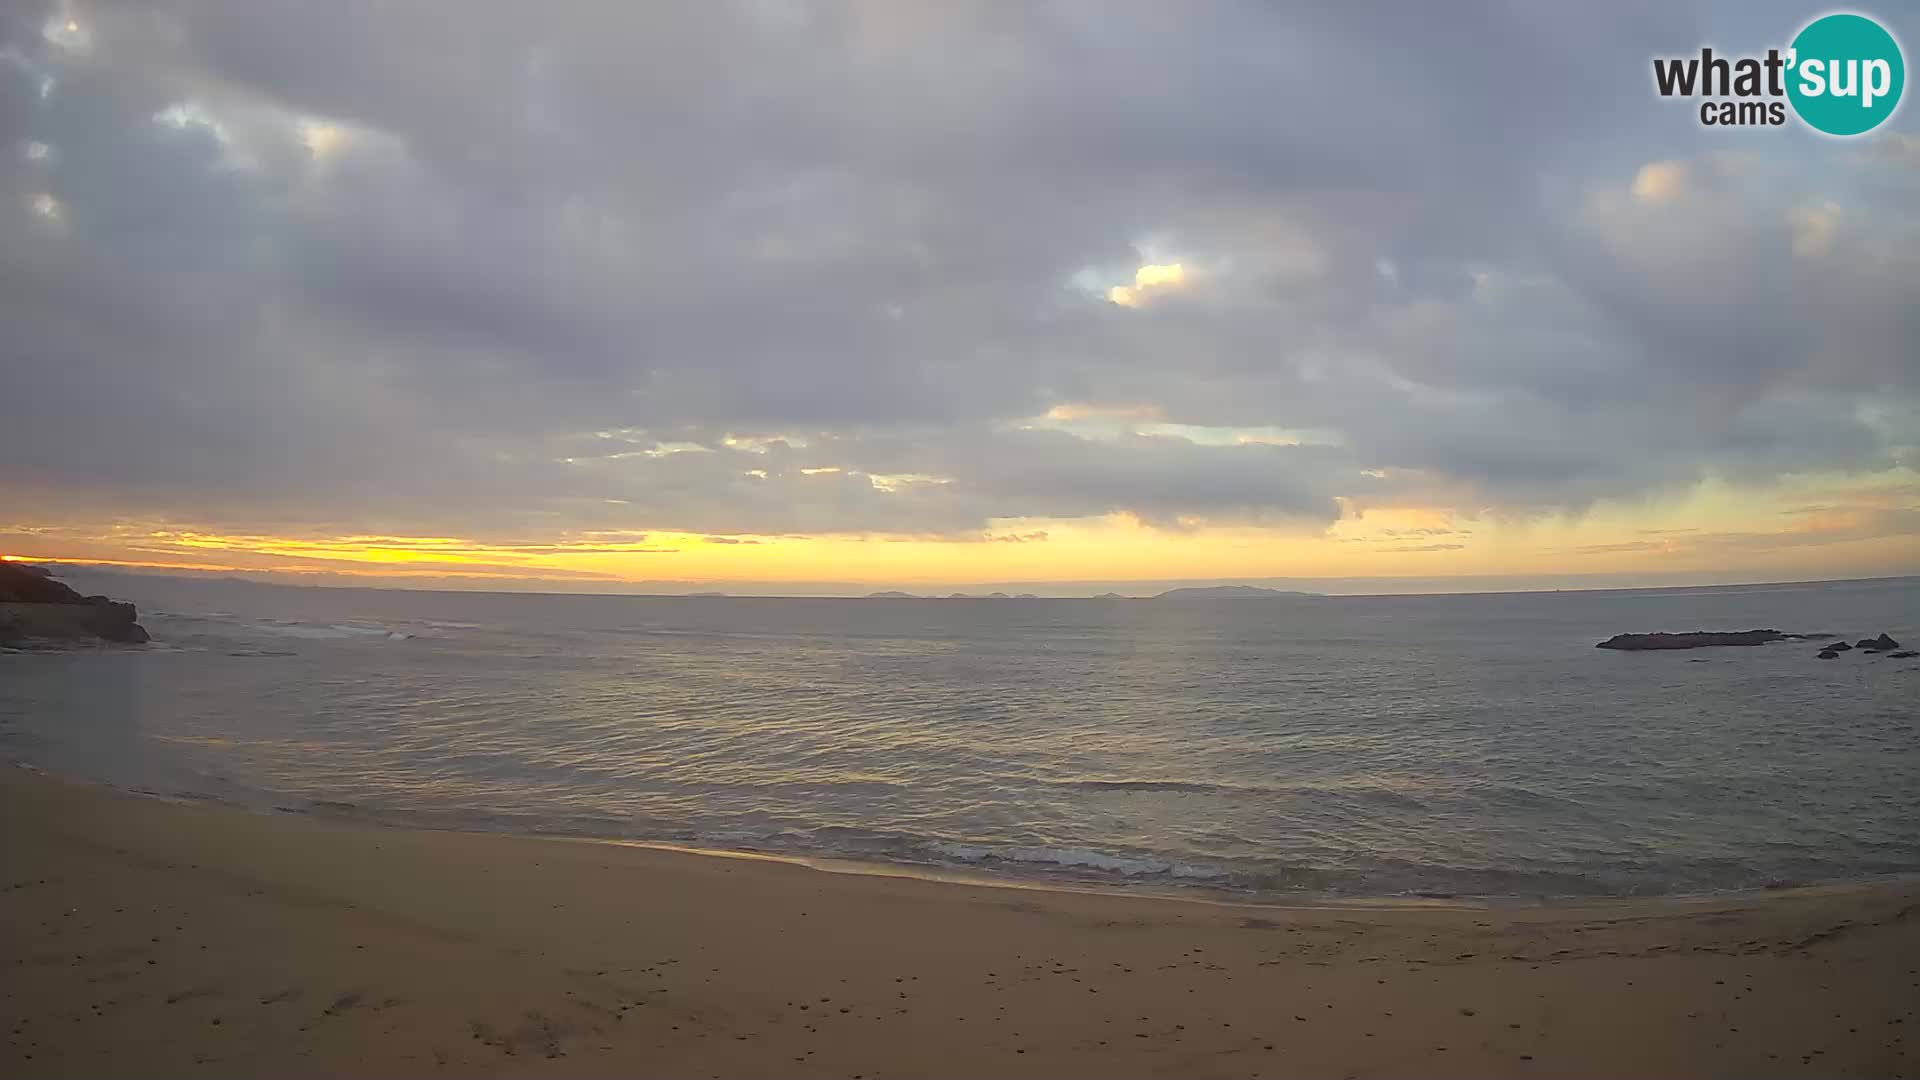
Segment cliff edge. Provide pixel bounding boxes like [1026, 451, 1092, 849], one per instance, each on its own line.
[0, 562, 150, 645]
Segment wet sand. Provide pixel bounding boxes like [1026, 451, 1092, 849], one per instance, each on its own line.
[3, 769, 1916, 1078]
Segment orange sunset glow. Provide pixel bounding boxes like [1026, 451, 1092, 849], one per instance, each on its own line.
[4, 5, 1917, 595]
[8, 468, 1916, 592]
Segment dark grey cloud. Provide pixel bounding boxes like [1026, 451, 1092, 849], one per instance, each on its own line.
[2, 0, 1916, 542]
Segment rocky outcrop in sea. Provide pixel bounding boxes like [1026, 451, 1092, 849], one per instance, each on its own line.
[1593, 626, 1907, 661]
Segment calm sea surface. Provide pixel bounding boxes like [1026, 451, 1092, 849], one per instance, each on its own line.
[4, 576, 1917, 901]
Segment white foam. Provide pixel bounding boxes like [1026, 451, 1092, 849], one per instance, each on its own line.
[244, 620, 410, 640]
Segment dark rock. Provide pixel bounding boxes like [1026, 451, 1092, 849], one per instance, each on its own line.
[0, 562, 149, 645]
[0, 602, 148, 644]
[1825, 641, 1852, 652]
[1596, 630, 1789, 650]
[1869, 633, 1900, 650]
[1817, 650, 1840, 660]
[1890, 651, 1918, 659]
[0, 561, 87, 604]
[86, 598, 150, 643]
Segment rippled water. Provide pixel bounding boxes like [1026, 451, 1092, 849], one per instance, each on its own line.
[3, 576, 1917, 900]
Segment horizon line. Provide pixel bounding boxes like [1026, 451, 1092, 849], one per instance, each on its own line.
[27, 559, 1918, 602]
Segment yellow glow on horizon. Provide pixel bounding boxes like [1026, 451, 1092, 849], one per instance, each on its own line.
[4, 469, 1916, 588]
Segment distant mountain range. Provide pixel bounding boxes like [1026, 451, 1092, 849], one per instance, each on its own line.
[859, 585, 1318, 599]
[1150, 585, 1318, 599]
[866, 591, 1041, 599]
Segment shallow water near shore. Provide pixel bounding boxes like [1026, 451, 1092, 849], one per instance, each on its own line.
[3, 575, 1916, 901]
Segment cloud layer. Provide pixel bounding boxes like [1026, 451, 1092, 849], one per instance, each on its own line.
[3, 1, 1917, 558]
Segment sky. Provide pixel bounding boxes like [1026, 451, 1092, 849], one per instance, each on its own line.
[3, 1, 1918, 594]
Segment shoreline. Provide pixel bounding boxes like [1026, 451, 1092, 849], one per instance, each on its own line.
[5, 767, 1916, 1077]
[480, 831, 1920, 916]
[82, 769, 1920, 912]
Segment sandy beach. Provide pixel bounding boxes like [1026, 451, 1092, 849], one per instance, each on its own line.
[2, 769, 1915, 1078]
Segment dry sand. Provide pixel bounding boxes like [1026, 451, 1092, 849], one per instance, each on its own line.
[3, 769, 1916, 1078]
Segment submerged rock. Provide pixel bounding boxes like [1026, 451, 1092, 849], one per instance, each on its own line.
[1817, 650, 1840, 660]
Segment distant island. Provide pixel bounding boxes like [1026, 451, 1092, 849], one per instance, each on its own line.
[861, 586, 1317, 600]
[878, 591, 1043, 599]
[1152, 585, 1318, 599]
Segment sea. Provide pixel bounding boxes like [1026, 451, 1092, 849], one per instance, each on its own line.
[3, 574, 1916, 903]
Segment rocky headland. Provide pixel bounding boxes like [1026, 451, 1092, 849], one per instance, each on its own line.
[0, 561, 150, 645]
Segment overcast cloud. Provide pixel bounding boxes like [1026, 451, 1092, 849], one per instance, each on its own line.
[3, 1, 1917, 547]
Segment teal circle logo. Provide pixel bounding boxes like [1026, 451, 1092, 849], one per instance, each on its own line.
[1787, 13, 1905, 136]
